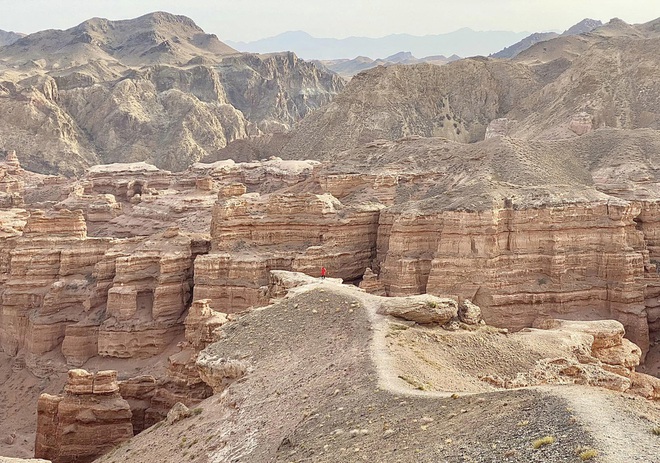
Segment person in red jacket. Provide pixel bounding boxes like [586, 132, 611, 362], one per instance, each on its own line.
[321, 266, 327, 280]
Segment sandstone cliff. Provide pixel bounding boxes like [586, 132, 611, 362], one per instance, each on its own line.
[35, 369, 133, 463]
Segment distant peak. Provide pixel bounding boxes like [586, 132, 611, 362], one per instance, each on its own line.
[385, 51, 415, 60]
[137, 11, 202, 30]
[562, 18, 603, 36]
[278, 30, 314, 38]
[74, 11, 204, 34]
[607, 17, 629, 27]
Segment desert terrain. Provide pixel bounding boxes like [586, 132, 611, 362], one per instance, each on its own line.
[0, 11, 659, 463]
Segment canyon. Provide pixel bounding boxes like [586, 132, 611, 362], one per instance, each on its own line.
[1, 11, 660, 463]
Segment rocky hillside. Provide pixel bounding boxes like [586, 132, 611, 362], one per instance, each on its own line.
[251, 59, 539, 159]
[0, 30, 23, 46]
[319, 52, 461, 79]
[492, 18, 602, 59]
[0, 12, 343, 175]
[211, 17, 660, 163]
[491, 32, 559, 59]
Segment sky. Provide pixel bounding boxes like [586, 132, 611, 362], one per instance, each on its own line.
[0, 0, 658, 42]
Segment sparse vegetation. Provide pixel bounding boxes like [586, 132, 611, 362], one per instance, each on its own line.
[191, 407, 203, 416]
[577, 447, 598, 460]
[426, 300, 438, 308]
[532, 435, 555, 449]
[652, 426, 660, 436]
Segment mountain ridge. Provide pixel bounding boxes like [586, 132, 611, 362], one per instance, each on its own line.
[226, 28, 530, 60]
[0, 12, 343, 175]
[0, 29, 24, 47]
[492, 18, 603, 59]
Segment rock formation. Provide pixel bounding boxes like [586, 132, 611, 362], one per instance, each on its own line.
[0, 207, 196, 364]
[0, 13, 343, 175]
[194, 190, 381, 312]
[35, 369, 133, 463]
[378, 199, 655, 354]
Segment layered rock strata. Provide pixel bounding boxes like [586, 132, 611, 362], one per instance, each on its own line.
[35, 369, 133, 463]
[94, 229, 196, 359]
[0, 207, 200, 364]
[194, 191, 381, 312]
[0, 209, 112, 358]
[377, 199, 658, 355]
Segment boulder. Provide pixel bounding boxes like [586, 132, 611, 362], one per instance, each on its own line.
[459, 299, 482, 325]
[379, 295, 458, 325]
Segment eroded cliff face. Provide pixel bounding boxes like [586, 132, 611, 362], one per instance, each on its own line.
[5, 133, 660, 364]
[35, 369, 133, 463]
[376, 200, 658, 354]
[0, 208, 197, 364]
[194, 190, 382, 312]
[2, 131, 660, 459]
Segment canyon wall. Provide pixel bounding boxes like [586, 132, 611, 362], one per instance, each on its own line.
[0, 207, 198, 364]
[194, 190, 382, 312]
[376, 199, 659, 354]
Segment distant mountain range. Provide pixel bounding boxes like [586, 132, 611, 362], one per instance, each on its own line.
[226, 29, 531, 60]
[317, 52, 461, 78]
[312, 19, 602, 79]
[491, 19, 602, 58]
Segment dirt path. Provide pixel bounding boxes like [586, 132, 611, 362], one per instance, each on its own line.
[543, 385, 660, 463]
[328, 281, 660, 463]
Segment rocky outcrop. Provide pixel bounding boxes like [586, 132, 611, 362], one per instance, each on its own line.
[194, 191, 381, 312]
[196, 353, 250, 394]
[378, 295, 458, 325]
[568, 112, 593, 136]
[359, 268, 386, 295]
[482, 319, 658, 395]
[35, 369, 133, 463]
[459, 299, 483, 325]
[184, 299, 228, 350]
[191, 157, 320, 193]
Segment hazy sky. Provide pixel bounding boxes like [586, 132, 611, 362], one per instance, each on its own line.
[0, 0, 658, 41]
